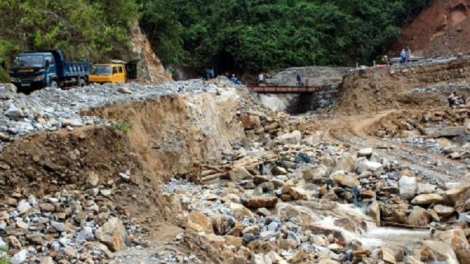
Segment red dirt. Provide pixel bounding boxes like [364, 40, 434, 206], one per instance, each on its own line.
[392, 0, 470, 57]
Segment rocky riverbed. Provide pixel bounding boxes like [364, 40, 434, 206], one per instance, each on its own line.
[1, 79, 470, 264]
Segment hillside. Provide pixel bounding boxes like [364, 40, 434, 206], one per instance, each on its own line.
[392, 0, 470, 57]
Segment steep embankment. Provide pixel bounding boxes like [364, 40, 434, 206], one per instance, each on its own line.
[335, 57, 470, 114]
[392, 0, 470, 57]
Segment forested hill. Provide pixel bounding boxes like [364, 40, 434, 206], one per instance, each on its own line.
[0, 0, 139, 81]
[0, 0, 432, 81]
[140, 0, 432, 72]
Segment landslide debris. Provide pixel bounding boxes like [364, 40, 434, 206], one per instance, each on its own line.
[1, 75, 470, 264]
[335, 57, 470, 115]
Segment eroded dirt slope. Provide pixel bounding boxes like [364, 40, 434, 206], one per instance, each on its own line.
[392, 0, 470, 57]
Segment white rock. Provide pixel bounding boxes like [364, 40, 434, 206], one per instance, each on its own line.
[11, 249, 28, 264]
[278, 130, 302, 145]
[357, 158, 384, 176]
[16, 200, 31, 215]
[357, 148, 373, 158]
[399, 175, 418, 200]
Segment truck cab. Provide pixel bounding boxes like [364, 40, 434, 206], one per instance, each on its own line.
[89, 63, 126, 84]
[9, 50, 89, 93]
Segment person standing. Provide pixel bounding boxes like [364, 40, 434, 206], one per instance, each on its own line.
[296, 73, 301, 87]
[258, 72, 264, 85]
[406, 47, 412, 64]
[400, 49, 407, 64]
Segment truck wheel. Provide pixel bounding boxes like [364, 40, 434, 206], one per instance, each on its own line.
[78, 78, 86, 88]
[50, 81, 58, 89]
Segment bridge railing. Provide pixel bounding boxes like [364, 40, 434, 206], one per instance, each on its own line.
[248, 85, 323, 93]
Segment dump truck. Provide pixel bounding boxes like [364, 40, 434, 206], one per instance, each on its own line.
[89, 62, 127, 84]
[9, 50, 89, 93]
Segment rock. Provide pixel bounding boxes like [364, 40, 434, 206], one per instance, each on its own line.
[413, 241, 450, 263]
[230, 203, 254, 219]
[411, 194, 444, 205]
[436, 229, 470, 264]
[379, 247, 396, 264]
[11, 249, 28, 264]
[243, 196, 278, 209]
[330, 170, 359, 188]
[251, 254, 267, 264]
[240, 114, 261, 130]
[417, 183, 436, 194]
[318, 259, 340, 264]
[3, 83, 17, 93]
[277, 130, 301, 145]
[39, 203, 55, 212]
[63, 246, 76, 258]
[5, 104, 24, 120]
[40, 256, 54, 264]
[302, 165, 328, 181]
[253, 176, 269, 185]
[437, 138, 453, 148]
[95, 217, 128, 251]
[357, 159, 383, 176]
[367, 201, 381, 222]
[434, 204, 455, 218]
[271, 166, 287, 176]
[118, 87, 132, 94]
[0, 132, 12, 142]
[51, 221, 66, 232]
[86, 171, 99, 187]
[186, 212, 213, 234]
[399, 176, 418, 200]
[289, 247, 308, 263]
[358, 148, 373, 158]
[16, 200, 31, 215]
[76, 226, 95, 242]
[334, 153, 356, 173]
[443, 184, 470, 207]
[406, 206, 430, 227]
[380, 203, 408, 224]
[287, 187, 309, 200]
[229, 166, 253, 181]
[425, 126, 466, 138]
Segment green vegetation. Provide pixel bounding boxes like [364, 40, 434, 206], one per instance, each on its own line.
[0, 246, 9, 264]
[0, 0, 139, 68]
[140, 0, 432, 72]
[109, 122, 133, 134]
[0, 0, 432, 81]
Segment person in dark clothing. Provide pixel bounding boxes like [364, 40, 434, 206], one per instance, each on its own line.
[296, 73, 301, 87]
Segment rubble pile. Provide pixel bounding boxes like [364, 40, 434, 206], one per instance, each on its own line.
[0, 77, 251, 146]
[372, 108, 470, 162]
[160, 112, 470, 264]
[0, 179, 148, 264]
[1, 77, 470, 264]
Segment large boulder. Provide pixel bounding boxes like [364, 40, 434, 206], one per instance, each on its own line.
[243, 196, 278, 209]
[443, 184, 470, 208]
[433, 204, 455, 218]
[239, 114, 261, 130]
[330, 170, 360, 188]
[230, 166, 253, 181]
[411, 194, 444, 206]
[436, 229, 470, 264]
[399, 176, 418, 200]
[187, 212, 213, 234]
[94, 217, 128, 251]
[414, 241, 457, 263]
[406, 206, 430, 227]
[277, 130, 302, 145]
[357, 158, 383, 176]
[334, 153, 357, 173]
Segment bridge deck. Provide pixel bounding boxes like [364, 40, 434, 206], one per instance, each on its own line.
[248, 86, 322, 93]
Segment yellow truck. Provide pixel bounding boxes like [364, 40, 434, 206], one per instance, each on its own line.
[89, 62, 126, 84]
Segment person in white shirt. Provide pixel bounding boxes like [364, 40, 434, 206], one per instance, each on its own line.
[258, 72, 264, 85]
